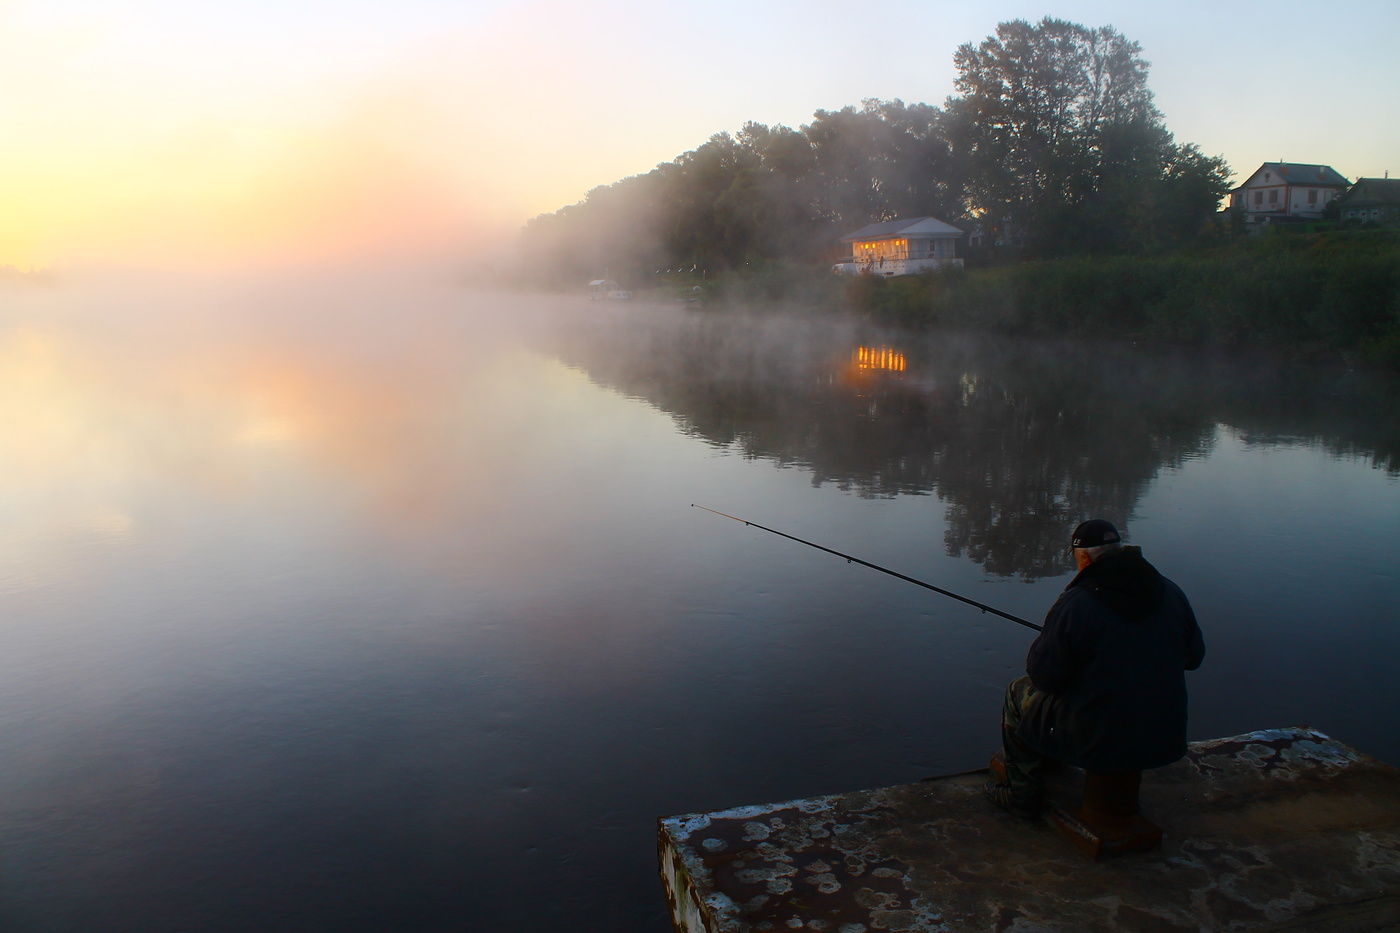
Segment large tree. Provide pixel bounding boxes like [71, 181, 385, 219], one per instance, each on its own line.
[948, 17, 1228, 253]
[518, 17, 1231, 285]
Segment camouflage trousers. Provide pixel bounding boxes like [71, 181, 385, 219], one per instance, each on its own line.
[1001, 675, 1049, 802]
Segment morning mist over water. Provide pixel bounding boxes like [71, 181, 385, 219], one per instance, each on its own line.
[0, 272, 1397, 931]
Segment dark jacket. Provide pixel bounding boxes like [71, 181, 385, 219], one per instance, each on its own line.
[1016, 546, 1205, 773]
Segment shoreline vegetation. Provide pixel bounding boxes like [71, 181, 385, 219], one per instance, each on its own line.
[614, 227, 1400, 370]
[874, 230, 1400, 366]
[519, 17, 1400, 370]
[721, 228, 1400, 369]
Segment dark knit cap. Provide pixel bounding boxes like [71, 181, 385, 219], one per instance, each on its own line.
[1070, 519, 1121, 550]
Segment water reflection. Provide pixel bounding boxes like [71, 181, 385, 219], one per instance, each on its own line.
[0, 282, 1395, 933]
[549, 309, 1399, 579]
[0, 282, 592, 598]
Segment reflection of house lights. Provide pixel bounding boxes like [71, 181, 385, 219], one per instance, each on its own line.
[855, 347, 906, 372]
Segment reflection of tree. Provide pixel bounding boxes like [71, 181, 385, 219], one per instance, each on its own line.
[546, 310, 1399, 578]
[1209, 366, 1400, 477]
[929, 350, 1214, 578]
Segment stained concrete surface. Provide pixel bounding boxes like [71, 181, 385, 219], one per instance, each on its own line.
[659, 727, 1400, 932]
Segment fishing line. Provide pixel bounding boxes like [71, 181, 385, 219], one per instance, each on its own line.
[691, 504, 1042, 632]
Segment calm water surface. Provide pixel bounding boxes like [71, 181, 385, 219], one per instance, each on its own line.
[0, 274, 1397, 931]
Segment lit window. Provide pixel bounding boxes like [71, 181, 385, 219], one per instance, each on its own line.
[855, 347, 906, 372]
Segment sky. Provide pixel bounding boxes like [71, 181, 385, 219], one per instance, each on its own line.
[2, 0, 1397, 271]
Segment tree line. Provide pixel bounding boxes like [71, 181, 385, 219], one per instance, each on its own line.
[519, 17, 1233, 288]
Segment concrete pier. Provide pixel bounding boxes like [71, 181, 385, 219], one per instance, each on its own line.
[658, 727, 1400, 932]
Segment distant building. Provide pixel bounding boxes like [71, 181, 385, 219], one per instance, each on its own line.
[833, 217, 964, 276]
[588, 279, 631, 300]
[1229, 162, 1349, 228]
[1334, 177, 1400, 226]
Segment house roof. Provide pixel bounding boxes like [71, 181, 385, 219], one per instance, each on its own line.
[1336, 178, 1400, 207]
[1233, 162, 1349, 191]
[840, 216, 963, 242]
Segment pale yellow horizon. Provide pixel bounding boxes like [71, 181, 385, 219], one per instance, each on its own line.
[0, 2, 639, 270]
[3, 0, 1397, 272]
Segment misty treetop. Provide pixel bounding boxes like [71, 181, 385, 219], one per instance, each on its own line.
[520, 17, 1232, 286]
[948, 19, 1229, 253]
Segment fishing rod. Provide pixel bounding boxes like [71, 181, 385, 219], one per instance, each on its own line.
[692, 505, 1042, 632]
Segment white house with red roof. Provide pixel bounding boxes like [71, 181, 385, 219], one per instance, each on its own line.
[1229, 162, 1349, 226]
[833, 217, 964, 276]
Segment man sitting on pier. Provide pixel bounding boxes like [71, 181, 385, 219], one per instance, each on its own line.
[986, 519, 1206, 819]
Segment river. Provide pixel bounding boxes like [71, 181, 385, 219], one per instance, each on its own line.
[0, 273, 1396, 931]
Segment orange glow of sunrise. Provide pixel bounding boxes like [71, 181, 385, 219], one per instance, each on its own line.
[0, 100, 492, 271]
[0, 10, 521, 271]
[0, 0, 748, 273]
[0, 289, 572, 584]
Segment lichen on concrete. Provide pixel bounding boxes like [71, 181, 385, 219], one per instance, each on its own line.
[659, 727, 1400, 932]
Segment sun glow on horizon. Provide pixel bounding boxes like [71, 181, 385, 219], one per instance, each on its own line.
[2, 0, 1396, 271]
[0, 0, 854, 272]
[0, 3, 540, 271]
[0, 77, 506, 270]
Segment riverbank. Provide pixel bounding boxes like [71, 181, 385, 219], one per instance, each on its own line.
[871, 229, 1399, 366]
[661, 228, 1400, 370]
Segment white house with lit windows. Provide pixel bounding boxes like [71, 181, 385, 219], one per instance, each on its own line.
[832, 217, 964, 276]
[1229, 162, 1349, 227]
